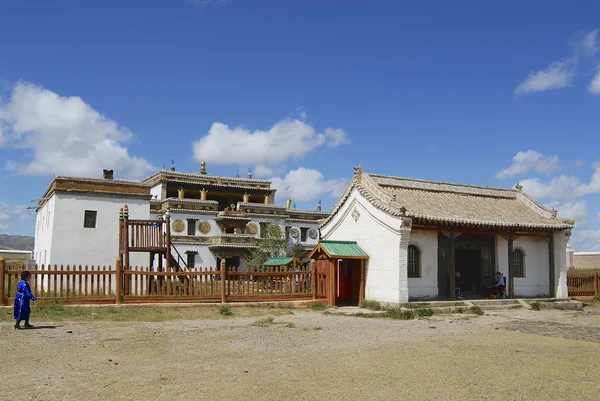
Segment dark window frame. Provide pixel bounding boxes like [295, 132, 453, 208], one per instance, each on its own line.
[407, 245, 421, 278]
[187, 219, 197, 236]
[83, 210, 97, 228]
[513, 249, 525, 278]
[186, 252, 196, 268]
[300, 227, 308, 242]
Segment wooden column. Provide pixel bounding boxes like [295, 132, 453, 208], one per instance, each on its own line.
[311, 260, 317, 300]
[450, 232, 456, 301]
[115, 256, 123, 305]
[165, 214, 171, 271]
[594, 271, 599, 298]
[0, 257, 5, 306]
[508, 235, 514, 298]
[548, 232, 555, 298]
[359, 259, 365, 304]
[220, 258, 227, 303]
[329, 260, 336, 306]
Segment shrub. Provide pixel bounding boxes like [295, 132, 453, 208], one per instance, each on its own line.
[360, 299, 382, 311]
[219, 305, 233, 316]
[251, 316, 275, 327]
[468, 306, 484, 315]
[311, 302, 327, 311]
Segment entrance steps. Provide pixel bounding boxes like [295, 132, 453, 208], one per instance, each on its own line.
[469, 299, 524, 311]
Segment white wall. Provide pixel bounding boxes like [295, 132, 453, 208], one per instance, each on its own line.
[49, 193, 150, 268]
[169, 212, 219, 236]
[33, 195, 56, 266]
[513, 237, 550, 297]
[407, 230, 438, 298]
[321, 188, 408, 304]
[172, 244, 217, 269]
[150, 184, 162, 199]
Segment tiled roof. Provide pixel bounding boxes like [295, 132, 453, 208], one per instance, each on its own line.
[308, 240, 369, 259]
[320, 170, 574, 231]
[263, 257, 300, 266]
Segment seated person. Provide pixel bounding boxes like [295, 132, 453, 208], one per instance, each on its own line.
[455, 271, 463, 299]
[485, 272, 505, 298]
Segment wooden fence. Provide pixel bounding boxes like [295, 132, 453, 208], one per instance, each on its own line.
[0, 258, 328, 305]
[567, 271, 599, 299]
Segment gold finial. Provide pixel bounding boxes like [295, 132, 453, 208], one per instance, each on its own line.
[200, 161, 206, 174]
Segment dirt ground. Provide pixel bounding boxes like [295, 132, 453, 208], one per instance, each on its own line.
[1, 304, 600, 401]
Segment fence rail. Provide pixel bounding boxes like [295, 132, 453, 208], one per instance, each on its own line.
[567, 271, 599, 298]
[0, 258, 326, 305]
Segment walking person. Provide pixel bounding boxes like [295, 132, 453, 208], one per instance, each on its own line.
[14, 271, 37, 329]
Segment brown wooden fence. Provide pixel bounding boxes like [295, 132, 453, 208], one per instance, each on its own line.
[567, 271, 599, 299]
[0, 257, 328, 305]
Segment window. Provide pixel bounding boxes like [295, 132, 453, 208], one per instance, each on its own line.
[512, 249, 525, 278]
[84, 210, 97, 228]
[260, 222, 268, 238]
[300, 227, 308, 242]
[187, 219, 197, 236]
[407, 245, 420, 278]
[186, 252, 196, 268]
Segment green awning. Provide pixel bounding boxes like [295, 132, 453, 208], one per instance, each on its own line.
[263, 257, 300, 266]
[308, 240, 369, 259]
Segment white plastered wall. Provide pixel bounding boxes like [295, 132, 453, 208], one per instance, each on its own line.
[320, 188, 409, 304]
[407, 230, 438, 298]
[513, 237, 550, 297]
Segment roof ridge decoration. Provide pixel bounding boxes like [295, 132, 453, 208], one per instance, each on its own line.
[143, 170, 272, 186]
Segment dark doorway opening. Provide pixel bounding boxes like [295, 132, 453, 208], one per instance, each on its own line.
[335, 259, 361, 306]
[455, 249, 481, 297]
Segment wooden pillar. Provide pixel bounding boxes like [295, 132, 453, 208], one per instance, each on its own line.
[220, 258, 227, 303]
[311, 260, 317, 300]
[594, 271, 599, 298]
[548, 232, 555, 298]
[359, 259, 365, 304]
[508, 235, 514, 298]
[329, 260, 336, 306]
[450, 231, 456, 301]
[0, 257, 5, 306]
[165, 214, 171, 271]
[115, 256, 123, 305]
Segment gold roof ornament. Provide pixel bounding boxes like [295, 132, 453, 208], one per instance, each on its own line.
[200, 161, 207, 174]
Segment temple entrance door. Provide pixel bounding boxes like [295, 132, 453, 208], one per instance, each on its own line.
[335, 259, 359, 305]
[455, 249, 481, 296]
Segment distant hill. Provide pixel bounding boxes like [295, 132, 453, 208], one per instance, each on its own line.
[0, 234, 35, 251]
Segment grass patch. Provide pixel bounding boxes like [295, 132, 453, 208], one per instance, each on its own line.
[455, 307, 464, 314]
[385, 308, 415, 320]
[251, 316, 275, 327]
[219, 305, 233, 316]
[312, 326, 322, 330]
[468, 306, 485, 315]
[359, 299, 382, 311]
[284, 322, 296, 328]
[311, 302, 327, 311]
[414, 308, 435, 317]
[530, 302, 541, 311]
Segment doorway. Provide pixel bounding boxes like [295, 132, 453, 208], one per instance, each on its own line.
[335, 259, 361, 306]
[455, 249, 481, 296]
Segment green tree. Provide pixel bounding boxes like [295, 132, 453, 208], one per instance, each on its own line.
[247, 221, 304, 268]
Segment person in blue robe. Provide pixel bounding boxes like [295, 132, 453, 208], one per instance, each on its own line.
[13, 271, 37, 329]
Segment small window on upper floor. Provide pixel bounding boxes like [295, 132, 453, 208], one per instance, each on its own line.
[187, 219, 197, 236]
[300, 227, 308, 242]
[84, 210, 97, 228]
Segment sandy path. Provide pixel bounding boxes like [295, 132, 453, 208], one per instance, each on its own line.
[1, 307, 599, 401]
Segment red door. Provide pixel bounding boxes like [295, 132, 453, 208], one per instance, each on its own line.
[335, 259, 353, 304]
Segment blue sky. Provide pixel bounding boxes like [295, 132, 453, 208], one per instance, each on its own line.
[0, 1, 599, 250]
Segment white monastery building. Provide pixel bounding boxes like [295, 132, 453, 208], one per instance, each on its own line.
[315, 164, 574, 304]
[33, 162, 327, 270]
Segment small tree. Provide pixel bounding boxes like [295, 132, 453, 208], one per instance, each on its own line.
[247, 221, 305, 268]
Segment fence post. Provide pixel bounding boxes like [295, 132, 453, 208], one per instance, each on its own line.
[220, 258, 227, 304]
[595, 271, 599, 298]
[115, 257, 123, 305]
[0, 257, 5, 306]
[311, 260, 317, 300]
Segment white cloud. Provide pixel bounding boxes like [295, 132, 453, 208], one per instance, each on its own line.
[554, 200, 588, 221]
[575, 160, 585, 167]
[520, 164, 600, 200]
[0, 211, 9, 230]
[270, 168, 347, 202]
[515, 28, 600, 96]
[588, 65, 600, 94]
[324, 128, 351, 147]
[0, 81, 153, 178]
[515, 60, 575, 95]
[193, 119, 350, 166]
[187, 0, 231, 7]
[495, 150, 559, 179]
[254, 165, 274, 177]
[569, 229, 600, 252]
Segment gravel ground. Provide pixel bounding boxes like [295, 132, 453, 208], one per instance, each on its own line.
[1, 304, 599, 401]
